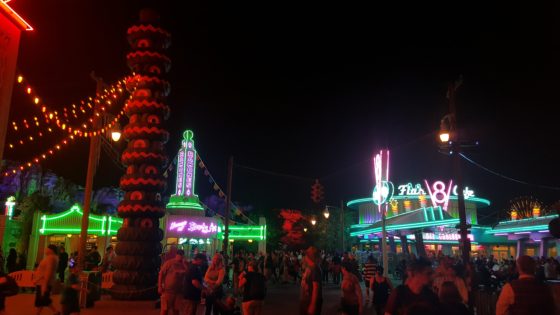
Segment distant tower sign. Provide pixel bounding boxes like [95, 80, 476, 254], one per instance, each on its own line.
[167, 130, 204, 210]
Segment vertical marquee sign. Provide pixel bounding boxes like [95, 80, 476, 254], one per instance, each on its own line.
[373, 149, 391, 277]
[167, 129, 204, 210]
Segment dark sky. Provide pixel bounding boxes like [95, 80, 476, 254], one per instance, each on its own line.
[6, 1, 560, 223]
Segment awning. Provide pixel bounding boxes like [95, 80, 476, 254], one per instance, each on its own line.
[350, 206, 459, 236]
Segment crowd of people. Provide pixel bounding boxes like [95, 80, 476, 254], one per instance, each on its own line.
[1, 241, 559, 315]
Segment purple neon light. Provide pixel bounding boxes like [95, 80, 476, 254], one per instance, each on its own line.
[169, 219, 217, 234]
[494, 233, 508, 236]
[176, 150, 186, 195]
[185, 150, 195, 196]
[514, 231, 531, 234]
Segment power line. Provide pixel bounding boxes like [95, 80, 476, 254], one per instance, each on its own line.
[235, 163, 315, 182]
[460, 153, 560, 191]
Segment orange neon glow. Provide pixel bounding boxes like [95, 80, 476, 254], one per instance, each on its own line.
[0, 1, 34, 31]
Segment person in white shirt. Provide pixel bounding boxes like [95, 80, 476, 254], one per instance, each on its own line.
[35, 244, 60, 315]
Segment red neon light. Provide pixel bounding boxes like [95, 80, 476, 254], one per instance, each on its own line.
[0, 1, 33, 31]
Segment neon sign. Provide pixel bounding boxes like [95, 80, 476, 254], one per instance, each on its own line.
[167, 216, 218, 237]
[396, 182, 475, 199]
[176, 150, 185, 195]
[185, 150, 194, 196]
[169, 220, 217, 234]
[425, 180, 453, 211]
[175, 130, 197, 197]
[373, 150, 391, 210]
[167, 130, 204, 211]
[397, 183, 426, 196]
[408, 232, 474, 241]
[4, 196, 16, 218]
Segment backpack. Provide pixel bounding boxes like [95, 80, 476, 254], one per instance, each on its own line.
[1, 275, 19, 297]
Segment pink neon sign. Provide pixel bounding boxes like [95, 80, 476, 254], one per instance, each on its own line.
[424, 180, 453, 211]
[176, 150, 185, 195]
[185, 150, 194, 197]
[167, 217, 218, 237]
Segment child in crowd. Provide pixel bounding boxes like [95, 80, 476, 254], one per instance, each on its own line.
[60, 267, 84, 315]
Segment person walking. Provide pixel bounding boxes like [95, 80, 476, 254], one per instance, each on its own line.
[369, 266, 393, 315]
[384, 258, 439, 315]
[363, 255, 377, 304]
[34, 244, 60, 315]
[58, 247, 68, 282]
[100, 246, 116, 273]
[158, 249, 187, 315]
[340, 262, 363, 315]
[204, 253, 225, 315]
[5, 249, 17, 274]
[60, 267, 84, 315]
[183, 253, 205, 315]
[239, 260, 267, 315]
[300, 246, 323, 315]
[496, 255, 555, 315]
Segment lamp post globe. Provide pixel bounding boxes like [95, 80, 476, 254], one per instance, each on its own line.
[323, 208, 330, 219]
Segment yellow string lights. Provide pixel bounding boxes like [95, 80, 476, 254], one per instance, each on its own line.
[8, 75, 128, 149]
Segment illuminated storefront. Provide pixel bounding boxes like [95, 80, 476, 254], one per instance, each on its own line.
[349, 180, 516, 258]
[26, 204, 122, 269]
[164, 130, 267, 257]
[486, 214, 560, 258]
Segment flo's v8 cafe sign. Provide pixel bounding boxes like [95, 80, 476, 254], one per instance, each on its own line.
[397, 182, 475, 199]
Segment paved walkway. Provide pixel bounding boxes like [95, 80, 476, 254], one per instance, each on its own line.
[4, 281, 383, 315]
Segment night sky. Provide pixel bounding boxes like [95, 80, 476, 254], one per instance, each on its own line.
[5, 1, 560, 223]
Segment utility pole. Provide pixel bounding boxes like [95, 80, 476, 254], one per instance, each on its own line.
[223, 156, 233, 265]
[77, 72, 104, 271]
[447, 79, 471, 263]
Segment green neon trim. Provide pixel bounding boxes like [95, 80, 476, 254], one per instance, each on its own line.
[350, 219, 459, 236]
[496, 214, 559, 225]
[438, 207, 444, 219]
[359, 239, 479, 245]
[347, 195, 491, 208]
[39, 228, 105, 233]
[486, 225, 551, 234]
[423, 208, 428, 221]
[166, 201, 205, 210]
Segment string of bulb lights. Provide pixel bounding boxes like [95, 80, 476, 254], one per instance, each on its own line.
[7, 75, 128, 149]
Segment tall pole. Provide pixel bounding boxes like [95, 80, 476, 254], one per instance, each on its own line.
[77, 73, 104, 271]
[382, 211, 388, 277]
[223, 156, 233, 264]
[340, 199, 345, 253]
[448, 81, 470, 263]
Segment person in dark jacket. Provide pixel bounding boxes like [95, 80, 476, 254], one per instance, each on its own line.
[5, 249, 17, 274]
[496, 255, 555, 315]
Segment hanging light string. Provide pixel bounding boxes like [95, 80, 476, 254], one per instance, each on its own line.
[13, 74, 126, 128]
[8, 76, 128, 149]
[11, 74, 126, 129]
[2, 112, 125, 177]
[460, 153, 560, 191]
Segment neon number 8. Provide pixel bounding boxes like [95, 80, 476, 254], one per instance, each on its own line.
[431, 181, 448, 203]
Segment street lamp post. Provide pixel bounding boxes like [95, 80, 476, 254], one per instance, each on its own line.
[439, 78, 471, 264]
[324, 203, 345, 253]
[78, 73, 122, 271]
[78, 74, 104, 271]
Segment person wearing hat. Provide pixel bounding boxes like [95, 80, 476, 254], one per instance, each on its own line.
[496, 255, 555, 315]
[183, 253, 206, 315]
[158, 249, 187, 315]
[300, 246, 323, 315]
[35, 244, 60, 315]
